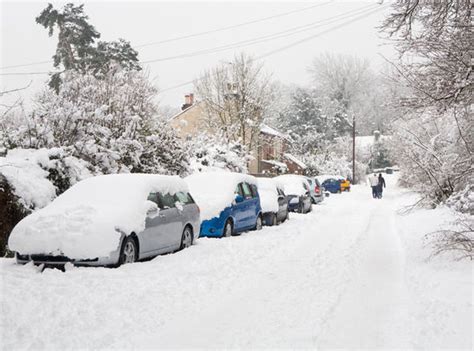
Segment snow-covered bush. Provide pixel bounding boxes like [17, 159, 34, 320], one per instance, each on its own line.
[389, 109, 472, 208]
[3, 69, 189, 176]
[187, 133, 249, 174]
[0, 148, 92, 256]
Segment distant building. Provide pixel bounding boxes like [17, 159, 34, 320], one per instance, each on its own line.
[169, 94, 306, 175]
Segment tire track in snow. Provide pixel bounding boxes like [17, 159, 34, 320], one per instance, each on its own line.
[315, 190, 414, 349]
[136, 189, 379, 348]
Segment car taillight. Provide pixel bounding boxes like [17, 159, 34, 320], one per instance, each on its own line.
[315, 186, 320, 194]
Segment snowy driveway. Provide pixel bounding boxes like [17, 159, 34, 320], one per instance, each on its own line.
[1, 176, 472, 349]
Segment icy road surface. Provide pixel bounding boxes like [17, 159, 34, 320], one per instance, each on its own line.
[1, 175, 472, 349]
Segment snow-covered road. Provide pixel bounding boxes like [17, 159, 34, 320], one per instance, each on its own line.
[1, 175, 472, 349]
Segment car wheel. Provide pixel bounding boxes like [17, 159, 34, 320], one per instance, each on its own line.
[119, 236, 137, 266]
[255, 215, 263, 230]
[223, 220, 233, 238]
[298, 202, 304, 213]
[271, 213, 277, 226]
[180, 226, 193, 250]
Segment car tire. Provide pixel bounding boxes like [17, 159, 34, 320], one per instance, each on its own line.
[298, 202, 304, 213]
[180, 226, 193, 250]
[223, 220, 233, 238]
[255, 215, 263, 230]
[271, 213, 277, 226]
[119, 236, 138, 266]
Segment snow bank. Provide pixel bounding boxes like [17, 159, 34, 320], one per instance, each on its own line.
[186, 171, 257, 221]
[257, 178, 281, 213]
[8, 174, 187, 258]
[274, 174, 309, 196]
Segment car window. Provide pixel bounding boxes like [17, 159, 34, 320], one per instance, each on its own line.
[235, 183, 244, 196]
[241, 182, 253, 199]
[147, 192, 159, 205]
[250, 184, 258, 198]
[158, 192, 176, 209]
[277, 188, 285, 197]
[175, 192, 194, 205]
[302, 181, 309, 191]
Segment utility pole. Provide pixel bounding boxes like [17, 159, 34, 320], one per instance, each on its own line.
[352, 112, 356, 184]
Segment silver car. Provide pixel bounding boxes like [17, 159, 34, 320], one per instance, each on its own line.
[305, 176, 325, 204]
[9, 174, 200, 268]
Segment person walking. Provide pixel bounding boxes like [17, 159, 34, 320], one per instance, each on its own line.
[377, 173, 386, 199]
[369, 173, 379, 198]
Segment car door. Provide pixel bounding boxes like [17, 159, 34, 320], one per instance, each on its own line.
[175, 191, 198, 235]
[232, 183, 247, 231]
[240, 182, 255, 228]
[157, 192, 183, 251]
[140, 192, 162, 256]
[277, 188, 288, 219]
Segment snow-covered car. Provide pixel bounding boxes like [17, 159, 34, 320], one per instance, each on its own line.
[8, 174, 200, 268]
[185, 172, 263, 237]
[274, 175, 312, 214]
[257, 178, 289, 226]
[305, 176, 324, 204]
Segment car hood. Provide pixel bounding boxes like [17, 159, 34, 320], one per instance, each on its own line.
[8, 204, 145, 259]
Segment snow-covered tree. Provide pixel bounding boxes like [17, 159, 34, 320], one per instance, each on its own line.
[381, 0, 473, 257]
[5, 68, 189, 175]
[36, 3, 140, 91]
[187, 133, 249, 173]
[195, 53, 275, 151]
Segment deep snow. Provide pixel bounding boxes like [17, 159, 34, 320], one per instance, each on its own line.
[1, 175, 472, 349]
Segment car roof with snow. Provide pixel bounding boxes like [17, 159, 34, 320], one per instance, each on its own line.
[185, 171, 257, 221]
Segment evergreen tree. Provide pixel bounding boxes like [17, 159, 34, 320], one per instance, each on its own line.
[36, 3, 140, 92]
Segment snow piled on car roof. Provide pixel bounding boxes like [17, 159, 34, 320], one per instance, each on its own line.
[185, 171, 257, 221]
[8, 174, 187, 259]
[257, 178, 281, 213]
[274, 174, 309, 196]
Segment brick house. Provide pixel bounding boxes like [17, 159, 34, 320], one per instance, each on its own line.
[169, 94, 307, 175]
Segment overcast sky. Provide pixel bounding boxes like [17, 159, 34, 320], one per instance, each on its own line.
[1, 0, 394, 110]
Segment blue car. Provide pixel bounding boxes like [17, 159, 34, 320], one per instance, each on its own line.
[185, 172, 263, 238]
[317, 176, 342, 194]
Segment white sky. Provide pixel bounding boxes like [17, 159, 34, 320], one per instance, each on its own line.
[1, 0, 395, 109]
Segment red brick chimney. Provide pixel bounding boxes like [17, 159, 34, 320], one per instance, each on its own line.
[181, 93, 194, 110]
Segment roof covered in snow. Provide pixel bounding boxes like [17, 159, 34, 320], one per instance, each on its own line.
[283, 153, 307, 169]
[260, 124, 287, 139]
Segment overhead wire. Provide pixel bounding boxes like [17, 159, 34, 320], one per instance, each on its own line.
[141, 3, 377, 64]
[0, 1, 332, 71]
[158, 4, 388, 93]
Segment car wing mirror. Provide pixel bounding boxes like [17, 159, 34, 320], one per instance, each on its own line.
[235, 194, 244, 203]
[146, 201, 159, 216]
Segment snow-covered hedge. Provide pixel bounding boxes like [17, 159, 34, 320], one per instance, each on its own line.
[0, 148, 93, 256]
[187, 133, 249, 174]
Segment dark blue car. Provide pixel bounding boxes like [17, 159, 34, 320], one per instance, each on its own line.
[185, 172, 263, 238]
[319, 177, 342, 194]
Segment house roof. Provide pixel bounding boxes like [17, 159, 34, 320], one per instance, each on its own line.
[260, 124, 291, 142]
[283, 153, 307, 169]
[169, 101, 203, 121]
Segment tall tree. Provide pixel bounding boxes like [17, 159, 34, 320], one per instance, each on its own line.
[195, 53, 275, 151]
[309, 53, 372, 136]
[37, 3, 140, 91]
